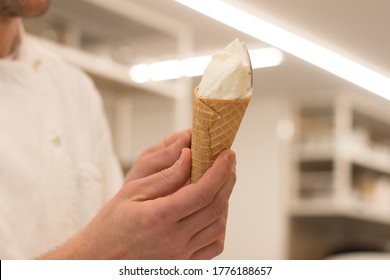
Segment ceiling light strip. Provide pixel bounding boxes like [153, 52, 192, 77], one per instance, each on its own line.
[129, 47, 283, 82]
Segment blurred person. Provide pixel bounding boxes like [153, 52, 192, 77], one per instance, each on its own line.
[0, 0, 237, 259]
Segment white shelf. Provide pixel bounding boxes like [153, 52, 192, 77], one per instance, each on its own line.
[291, 198, 390, 225]
[351, 150, 390, 175]
[289, 95, 390, 259]
[298, 145, 390, 175]
[298, 147, 333, 162]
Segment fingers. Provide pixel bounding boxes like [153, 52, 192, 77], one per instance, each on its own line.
[178, 174, 233, 238]
[180, 168, 233, 258]
[158, 149, 236, 223]
[189, 210, 229, 260]
[122, 148, 191, 201]
[117, 148, 236, 260]
[178, 150, 236, 236]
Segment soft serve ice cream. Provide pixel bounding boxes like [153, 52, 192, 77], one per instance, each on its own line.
[191, 39, 253, 183]
[197, 38, 252, 99]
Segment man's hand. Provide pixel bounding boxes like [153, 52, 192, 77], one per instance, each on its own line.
[39, 132, 236, 260]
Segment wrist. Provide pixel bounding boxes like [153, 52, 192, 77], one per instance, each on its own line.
[36, 229, 97, 260]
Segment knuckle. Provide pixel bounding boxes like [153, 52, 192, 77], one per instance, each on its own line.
[160, 167, 174, 182]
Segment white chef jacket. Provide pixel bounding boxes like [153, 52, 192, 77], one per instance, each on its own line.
[0, 22, 123, 259]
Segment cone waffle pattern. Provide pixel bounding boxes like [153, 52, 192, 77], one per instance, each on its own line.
[191, 88, 250, 183]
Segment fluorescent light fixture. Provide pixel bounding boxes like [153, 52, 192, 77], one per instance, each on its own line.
[129, 47, 283, 83]
[129, 64, 150, 83]
[149, 59, 182, 81]
[176, 0, 390, 100]
[250, 48, 284, 69]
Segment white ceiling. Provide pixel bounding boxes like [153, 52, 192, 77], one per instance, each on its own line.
[26, 0, 390, 97]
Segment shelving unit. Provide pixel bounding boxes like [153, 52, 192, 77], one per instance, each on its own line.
[289, 92, 390, 259]
[24, 0, 194, 168]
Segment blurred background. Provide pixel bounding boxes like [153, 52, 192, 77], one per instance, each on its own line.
[24, 0, 390, 259]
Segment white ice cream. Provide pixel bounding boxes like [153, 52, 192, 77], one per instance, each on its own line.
[198, 38, 252, 99]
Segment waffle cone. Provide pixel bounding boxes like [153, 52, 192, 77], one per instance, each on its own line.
[191, 88, 250, 183]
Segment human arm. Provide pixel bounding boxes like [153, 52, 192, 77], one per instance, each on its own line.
[38, 135, 236, 260]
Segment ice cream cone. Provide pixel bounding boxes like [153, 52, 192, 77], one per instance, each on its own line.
[191, 87, 250, 183]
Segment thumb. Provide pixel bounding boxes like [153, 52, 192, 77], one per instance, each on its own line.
[124, 148, 191, 201]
